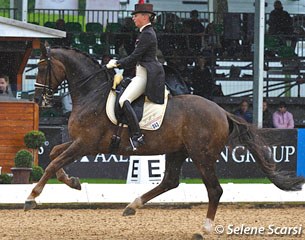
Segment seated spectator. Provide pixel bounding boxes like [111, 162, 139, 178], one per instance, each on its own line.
[0, 74, 14, 98]
[234, 99, 253, 123]
[53, 19, 72, 47]
[272, 101, 294, 129]
[263, 100, 273, 128]
[191, 55, 214, 99]
[166, 50, 190, 81]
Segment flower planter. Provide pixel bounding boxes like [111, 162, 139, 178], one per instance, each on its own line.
[11, 167, 32, 184]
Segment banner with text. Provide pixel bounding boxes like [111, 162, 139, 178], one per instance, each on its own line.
[38, 127, 301, 179]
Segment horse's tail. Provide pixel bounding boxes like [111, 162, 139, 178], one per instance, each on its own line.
[226, 112, 305, 191]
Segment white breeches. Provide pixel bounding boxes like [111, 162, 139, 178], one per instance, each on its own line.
[119, 65, 147, 108]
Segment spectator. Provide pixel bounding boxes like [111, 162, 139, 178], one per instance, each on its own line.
[158, 20, 177, 57]
[268, 1, 293, 36]
[176, 20, 192, 52]
[234, 99, 253, 123]
[263, 100, 273, 128]
[53, 19, 72, 47]
[268, 1, 295, 49]
[184, 10, 205, 51]
[188, 10, 205, 34]
[118, 17, 136, 57]
[272, 101, 294, 129]
[204, 21, 218, 48]
[191, 55, 214, 99]
[0, 74, 14, 98]
[166, 50, 190, 81]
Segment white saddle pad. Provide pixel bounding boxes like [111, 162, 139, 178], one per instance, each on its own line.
[106, 88, 169, 131]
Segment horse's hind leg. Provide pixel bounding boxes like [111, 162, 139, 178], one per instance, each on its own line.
[123, 151, 186, 216]
[49, 142, 81, 190]
[24, 140, 83, 211]
[192, 155, 223, 234]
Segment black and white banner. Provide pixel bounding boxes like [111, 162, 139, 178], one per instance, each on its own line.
[38, 126, 299, 179]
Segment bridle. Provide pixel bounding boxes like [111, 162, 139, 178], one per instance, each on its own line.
[34, 46, 57, 107]
[34, 46, 113, 107]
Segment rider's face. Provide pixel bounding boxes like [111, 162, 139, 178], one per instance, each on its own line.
[0, 78, 8, 94]
[132, 13, 149, 28]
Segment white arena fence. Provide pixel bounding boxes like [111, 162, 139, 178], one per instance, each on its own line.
[0, 183, 304, 204]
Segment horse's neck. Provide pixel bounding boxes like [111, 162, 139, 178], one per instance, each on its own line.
[53, 50, 111, 113]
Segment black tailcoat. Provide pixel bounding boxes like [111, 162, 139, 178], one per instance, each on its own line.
[117, 25, 165, 104]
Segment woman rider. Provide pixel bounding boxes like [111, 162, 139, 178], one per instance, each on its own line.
[106, 2, 165, 151]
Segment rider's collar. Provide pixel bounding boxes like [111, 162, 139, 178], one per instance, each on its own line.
[140, 22, 151, 32]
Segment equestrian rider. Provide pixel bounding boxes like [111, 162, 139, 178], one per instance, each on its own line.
[106, 2, 165, 151]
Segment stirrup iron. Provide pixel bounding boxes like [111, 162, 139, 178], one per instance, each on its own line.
[129, 134, 145, 151]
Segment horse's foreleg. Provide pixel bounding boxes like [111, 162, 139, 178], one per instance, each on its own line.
[123, 151, 186, 216]
[193, 157, 223, 234]
[49, 142, 81, 190]
[24, 141, 83, 211]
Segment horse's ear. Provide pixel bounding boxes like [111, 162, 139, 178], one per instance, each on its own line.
[40, 41, 47, 59]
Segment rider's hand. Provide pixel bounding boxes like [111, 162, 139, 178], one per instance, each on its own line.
[106, 59, 118, 69]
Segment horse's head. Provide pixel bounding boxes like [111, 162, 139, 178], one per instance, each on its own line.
[34, 42, 66, 107]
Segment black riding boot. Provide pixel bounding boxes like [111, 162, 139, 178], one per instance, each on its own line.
[122, 100, 145, 151]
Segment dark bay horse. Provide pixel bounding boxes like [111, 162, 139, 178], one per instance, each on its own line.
[25, 44, 305, 236]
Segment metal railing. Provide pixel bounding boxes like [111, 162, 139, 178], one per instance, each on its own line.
[0, 8, 17, 19]
[2, 8, 305, 98]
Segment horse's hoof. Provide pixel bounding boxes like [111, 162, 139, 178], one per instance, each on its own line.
[71, 177, 81, 190]
[122, 207, 136, 216]
[24, 200, 37, 211]
[191, 233, 203, 240]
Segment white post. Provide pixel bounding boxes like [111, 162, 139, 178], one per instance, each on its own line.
[22, 0, 28, 22]
[253, 0, 265, 128]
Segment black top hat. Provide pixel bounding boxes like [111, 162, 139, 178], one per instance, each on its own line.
[132, 3, 155, 15]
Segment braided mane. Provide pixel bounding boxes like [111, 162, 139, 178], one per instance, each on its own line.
[52, 46, 102, 68]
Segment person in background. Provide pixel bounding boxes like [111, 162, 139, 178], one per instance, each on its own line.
[0, 74, 14, 98]
[118, 17, 136, 57]
[158, 20, 177, 57]
[268, 1, 295, 49]
[54, 19, 72, 47]
[191, 55, 214, 99]
[234, 99, 253, 123]
[268, 1, 293, 36]
[263, 100, 273, 128]
[272, 101, 294, 129]
[184, 10, 205, 51]
[188, 10, 205, 34]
